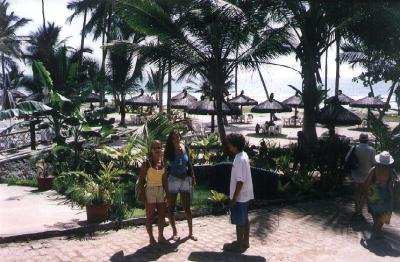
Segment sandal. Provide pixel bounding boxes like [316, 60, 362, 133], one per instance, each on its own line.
[188, 235, 198, 241]
[223, 242, 246, 253]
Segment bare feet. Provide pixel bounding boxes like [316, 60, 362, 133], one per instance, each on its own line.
[149, 237, 157, 246]
[188, 235, 198, 241]
[170, 234, 180, 241]
[158, 236, 169, 244]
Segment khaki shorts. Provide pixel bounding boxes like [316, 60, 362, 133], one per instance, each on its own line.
[145, 186, 165, 204]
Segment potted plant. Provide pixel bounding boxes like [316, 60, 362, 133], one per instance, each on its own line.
[68, 162, 121, 222]
[35, 155, 56, 191]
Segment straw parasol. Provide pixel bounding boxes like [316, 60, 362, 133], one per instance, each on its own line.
[126, 89, 158, 107]
[228, 90, 258, 114]
[325, 90, 354, 105]
[317, 97, 361, 137]
[251, 93, 292, 122]
[84, 93, 108, 104]
[282, 92, 303, 126]
[187, 97, 240, 132]
[172, 89, 197, 101]
[350, 92, 387, 128]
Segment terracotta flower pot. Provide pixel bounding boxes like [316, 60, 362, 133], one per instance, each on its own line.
[86, 203, 110, 222]
[37, 176, 54, 191]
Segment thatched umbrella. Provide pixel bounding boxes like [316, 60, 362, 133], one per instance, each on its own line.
[282, 92, 303, 126]
[251, 93, 292, 123]
[171, 90, 198, 118]
[325, 90, 354, 105]
[350, 92, 387, 128]
[172, 89, 197, 101]
[187, 97, 240, 132]
[228, 90, 258, 114]
[84, 93, 108, 104]
[126, 89, 158, 107]
[317, 97, 361, 137]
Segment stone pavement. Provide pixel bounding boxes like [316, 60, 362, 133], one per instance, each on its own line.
[1, 199, 399, 262]
[0, 184, 86, 237]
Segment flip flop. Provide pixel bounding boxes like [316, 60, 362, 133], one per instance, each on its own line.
[188, 235, 198, 241]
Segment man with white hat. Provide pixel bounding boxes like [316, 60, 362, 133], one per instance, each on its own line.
[346, 133, 375, 218]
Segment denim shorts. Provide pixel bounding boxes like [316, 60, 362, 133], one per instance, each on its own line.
[168, 175, 192, 194]
[230, 201, 249, 225]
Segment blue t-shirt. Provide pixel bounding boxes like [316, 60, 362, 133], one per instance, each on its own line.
[168, 152, 189, 178]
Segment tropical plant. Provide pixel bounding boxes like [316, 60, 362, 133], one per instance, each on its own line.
[208, 190, 229, 208]
[34, 152, 56, 178]
[117, 0, 290, 145]
[145, 67, 166, 109]
[0, 0, 30, 80]
[106, 33, 146, 125]
[67, 162, 123, 207]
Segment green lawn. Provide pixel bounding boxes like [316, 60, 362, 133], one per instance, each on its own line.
[125, 185, 212, 219]
[0, 177, 38, 187]
[383, 114, 400, 122]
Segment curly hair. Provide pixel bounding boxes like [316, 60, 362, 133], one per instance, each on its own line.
[226, 133, 246, 152]
[164, 130, 181, 162]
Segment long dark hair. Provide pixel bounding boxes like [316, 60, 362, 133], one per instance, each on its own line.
[165, 130, 181, 162]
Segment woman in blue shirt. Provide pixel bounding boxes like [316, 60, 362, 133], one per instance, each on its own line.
[164, 130, 197, 241]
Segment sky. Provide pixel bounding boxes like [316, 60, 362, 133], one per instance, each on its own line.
[9, 0, 392, 101]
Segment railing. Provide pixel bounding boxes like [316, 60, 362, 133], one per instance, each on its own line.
[0, 128, 54, 153]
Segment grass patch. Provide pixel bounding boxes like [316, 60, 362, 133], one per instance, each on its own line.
[383, 114, 400, 122]
[0, 177, 38, 187]
[123, 185, 212, 219]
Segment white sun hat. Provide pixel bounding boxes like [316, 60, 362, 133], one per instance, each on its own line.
[375, 151, 394, 166]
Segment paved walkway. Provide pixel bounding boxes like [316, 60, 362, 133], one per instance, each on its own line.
[1, 199, 399, 261]
[0, 185, 86, 237]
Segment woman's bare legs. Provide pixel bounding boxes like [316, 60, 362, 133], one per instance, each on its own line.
[157, 202, 167, 242]
[167, 193, 179, 240]
[145, 202, 157, 245]
[181, 192, 197, 240]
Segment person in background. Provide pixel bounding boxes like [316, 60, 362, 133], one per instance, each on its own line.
[223, 133, 254, 253]
[346, 133, 375, 219]
[138, 140, 168, 245]
[364, 151, 396, 239]
[164, 130, 197, 241]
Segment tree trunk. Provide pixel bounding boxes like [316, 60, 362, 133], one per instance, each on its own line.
[215, 94, 227, 149]
[167, 56, 172, 117]
[324, 47, 328, 98]
[301, 59, 318, 144]
[79, 9, 87, 68]
[335, 31, 341, 96]
[120, 95, 126, 126]
[255, 61, 269, 99]
[1, 52, 5, 84]
[41, 0, 46, 30]
[379, 82, 397, 121]
[234, 45, 239, 97]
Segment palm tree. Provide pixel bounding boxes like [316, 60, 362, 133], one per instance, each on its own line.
[270, 0, 338, 143]
[67, 0, 91, 67]
[0, 0, 30, 82]
[145, 67, 166, 106]
[117, 0, 289, 144]
[106, 33, 146, 126]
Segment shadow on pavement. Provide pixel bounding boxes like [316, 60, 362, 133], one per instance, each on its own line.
[250, 208, 280, 239]
[360, 230, 400, 258]
[188, 251, 266, 262]
[110, 238, 187, 262]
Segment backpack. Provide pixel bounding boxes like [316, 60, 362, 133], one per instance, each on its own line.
[344, 146, 359, 171]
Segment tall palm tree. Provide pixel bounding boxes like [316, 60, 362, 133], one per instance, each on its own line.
[145, 66, 166, 103]
[0, 0, 29, 82]
[270, 0, 338, 143]
[67, 0, 91, 67]
[106, 33, 146, 125]
[117, 0, 289, 144]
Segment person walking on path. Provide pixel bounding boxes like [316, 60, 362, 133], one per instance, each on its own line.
[164, 130, 197, 241]
[224, 133, 254, 253]
[138, 140, 168, 245]
[346, 133, 375, 218]
[364, 151, 397, 239]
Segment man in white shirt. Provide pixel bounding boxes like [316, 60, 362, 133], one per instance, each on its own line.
[223, 133, 254, 252]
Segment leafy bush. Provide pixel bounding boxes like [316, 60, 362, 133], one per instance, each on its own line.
[208, 190, 229, 208]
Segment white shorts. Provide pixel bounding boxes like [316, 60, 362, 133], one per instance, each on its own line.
[168, 176, 192, 194]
